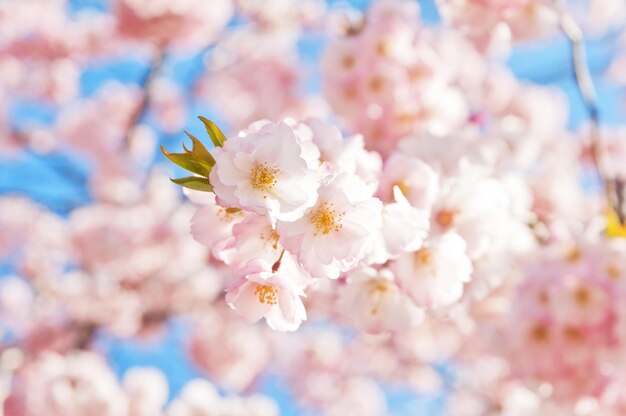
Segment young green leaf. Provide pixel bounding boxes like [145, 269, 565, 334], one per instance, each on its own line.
[160, 145, 213, 177]
[198, 116, 227, 147]
[184, 131, 215, 166]
[170, 176, 214, 192]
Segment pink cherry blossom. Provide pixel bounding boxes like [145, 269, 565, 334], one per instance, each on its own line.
[167, 379, 278, 416]
[123, 367, 168, 416]
[391, 232, 473, 309]
[6, 351, 129, 416]
[113, 0, 234, 51]
[278, 173, 383, 278]
[377, 152, 439, 210]
[370, 186, 430, 262]
[339, 267, 425, 333]
[210, 120, 320, 223]
[225, 259, 308, 331]
[187, 303, 271, 392]
[190, 193, 245, 262]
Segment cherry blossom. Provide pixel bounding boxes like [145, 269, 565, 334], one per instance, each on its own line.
[277, 173, 383, 278]
[6, 351, 129, 416]
[339, 267, 425, 333]
[209, 120, 320, 223]
[225, 259, 308, 331]
[113, 0, 234, 51]
[391, 232, 473, 310]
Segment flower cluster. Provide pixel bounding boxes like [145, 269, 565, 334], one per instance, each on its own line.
[167, 107, 532, 334]
[321, 0, 477, 155]
[5, 350, 278, 416]
[504, 238, 626, 402]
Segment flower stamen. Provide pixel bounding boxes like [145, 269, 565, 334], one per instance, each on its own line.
[310, 202, 344, 236]
[250, 162, 278, 192]
[255, 285, 278, 305]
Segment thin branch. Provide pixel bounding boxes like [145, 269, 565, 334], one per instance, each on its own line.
[121, 45, 168, 150]
[557, 3, 625, 224]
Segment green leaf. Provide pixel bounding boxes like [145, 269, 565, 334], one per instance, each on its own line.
[184, 131, 215, 166]
[170, 176, 213, 192]
[160, 145, 213, 177]
[198, 116, 227, 147]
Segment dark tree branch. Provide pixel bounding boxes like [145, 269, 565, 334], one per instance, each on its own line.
[558, 3, 625, 224]
[121, 45, 168, 150]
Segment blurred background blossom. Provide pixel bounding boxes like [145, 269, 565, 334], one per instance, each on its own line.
[1, 0, 625, 415]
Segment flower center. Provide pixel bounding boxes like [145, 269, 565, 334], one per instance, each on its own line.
[254, 285, 278, 305]
[368, 76, 384, 92]
[562, 326, 584, 343]
[217, 207, 244, 223]
[341, 54, 355, 69]
[260, 229, 281, 250]
[310, 202, 344, 236]
[528, 323, 550, 343]
[573, 286, 590, 306]
[368, 279, 392, 315]
[435, 209, 455, 228]
[607, 263, 622, 279]
[565, 246, 581, 262]
[250, 163, 277, 192]
[393, 181, 410, 197]
[415, 248, 432, 266]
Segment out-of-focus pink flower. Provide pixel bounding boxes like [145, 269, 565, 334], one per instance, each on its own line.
[391, 232, 472, 309]
[149, 78, 187, 134]
[167, 378, 279, 416]
[437, 0, 559, 54]
[187, 303, 271, 392]
[113, 0, 234, 51]
[0, 197, 68, 281]
[430, 166, 513, 259]
[6, 351, 129, 416]
[123, 367, 168, 416]
[377, 152, 439, 210]
[339, 267, 424, 333]
[500, 238, 626, 402]
[369, 187, 430, 263]
[321, 0, 476, 155]
[235, 0, 326, 29]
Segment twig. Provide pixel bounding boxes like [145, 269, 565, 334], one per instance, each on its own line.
[121, 45, 168, 150]
[557, 2, 625, 224]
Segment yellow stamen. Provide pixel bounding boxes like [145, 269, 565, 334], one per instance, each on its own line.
[563, 326, 584, 343]
[250, 162, 277, 192]
[415, 248, 432, 266]
[607, 263, 622, 279]
[368, 76, 384, 92]
[341, 55, 355, 69]
[565, 246, 581, 263]
[310, 202, 344, 236]
[573, 286, 590, 306]
[368, 279, 391, 315]
[529, 323, 550, 343]
[435, 210, 455, 229]
[254, 285, 278, 305]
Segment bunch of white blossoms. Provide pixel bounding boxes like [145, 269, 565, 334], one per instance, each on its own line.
[164, 117, 526, 332]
